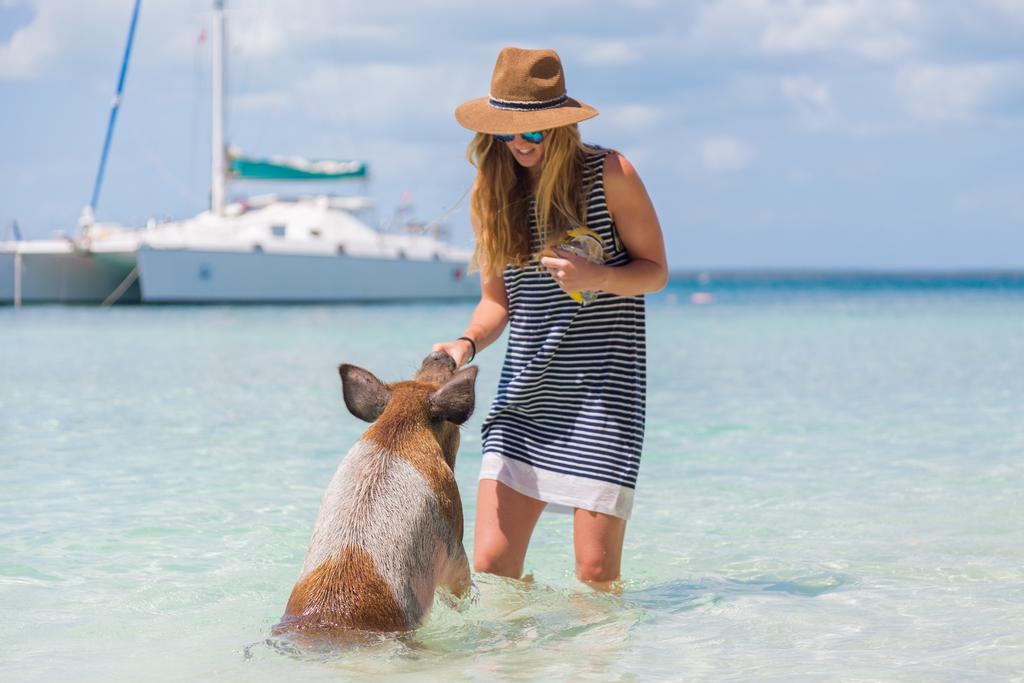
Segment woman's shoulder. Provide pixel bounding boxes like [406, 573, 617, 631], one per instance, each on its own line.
[582, 144, 618, 180]
[598, 149, 646, 210]
[581, 144, 632, 175]
[585, 146, 637, 184]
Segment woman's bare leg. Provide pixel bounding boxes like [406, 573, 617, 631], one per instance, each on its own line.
[573, 508, 627, 591]
[473, 479, 547, 579]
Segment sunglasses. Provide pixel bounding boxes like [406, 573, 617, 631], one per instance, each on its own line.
[494, 131, 545, 144]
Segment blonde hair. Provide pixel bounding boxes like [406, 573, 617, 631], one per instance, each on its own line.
[467, 125, 600, 279]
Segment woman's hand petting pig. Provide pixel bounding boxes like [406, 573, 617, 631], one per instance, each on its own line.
[432, 338, 474, 369]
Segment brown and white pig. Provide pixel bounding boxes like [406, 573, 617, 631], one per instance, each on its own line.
[277, 352, 477, 633]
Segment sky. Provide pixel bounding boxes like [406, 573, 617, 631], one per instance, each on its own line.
[2, 0, 1023, 270]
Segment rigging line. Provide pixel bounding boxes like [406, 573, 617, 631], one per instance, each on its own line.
[396, 184, 472, 239]
[88, 0, 142, 216]
[219, 1, 273, 153]
[225, 4, 252, 147]
[246, 0, 274, 148]
[188, 22, 207, 200]
[101, 265, 140, 308]
[321, 7, 359, 162]
[426, 184, 471, 227]
[122, 118, 206, 207]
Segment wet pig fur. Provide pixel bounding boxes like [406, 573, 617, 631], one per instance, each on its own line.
[278, 352, 477, 633]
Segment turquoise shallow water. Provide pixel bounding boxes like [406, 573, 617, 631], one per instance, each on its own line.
[2, 278, 1023, 680]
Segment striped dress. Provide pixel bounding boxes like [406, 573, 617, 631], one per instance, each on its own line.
[479, 147, 647, 520]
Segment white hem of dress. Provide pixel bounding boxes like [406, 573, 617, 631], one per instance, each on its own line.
[479, 452, 634, 521]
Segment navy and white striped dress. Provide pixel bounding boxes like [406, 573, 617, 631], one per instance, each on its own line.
[479, 147, 647, 520]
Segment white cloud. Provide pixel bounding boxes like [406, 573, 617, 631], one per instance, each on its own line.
[231, 90, 293, 112]
[760, 0, 919, 60]
[227, 10, 287, 59]
[687, 0, 921, 61]
[162, 5, 402, 66]
[614, 143, 655, 168]
[895, 63, 1009, 122]
[0, 3, 57, 79]
[981, 0, 1024, 21]
[604, 104, 663, 128]
[700, 135, 753, 172]
[781, 76, 836, 129]
[577, 41, 640, 66]
[222, 7, 401, 61]
[289, 61, 478, 130]
[1, 0, 208, 81]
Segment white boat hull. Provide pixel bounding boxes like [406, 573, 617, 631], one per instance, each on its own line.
[137, 247, 478, 302]
[0, 244, 138, 304]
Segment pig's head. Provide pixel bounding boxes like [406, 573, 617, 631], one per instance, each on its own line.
[338, 352, 478, 469]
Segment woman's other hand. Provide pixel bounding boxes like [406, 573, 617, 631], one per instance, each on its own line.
[540, 248, 608, 294]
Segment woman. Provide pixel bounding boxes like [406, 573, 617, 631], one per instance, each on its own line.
[432, 47, 667, 589]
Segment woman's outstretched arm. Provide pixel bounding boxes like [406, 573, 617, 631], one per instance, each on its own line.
[432, 214, 510, 368]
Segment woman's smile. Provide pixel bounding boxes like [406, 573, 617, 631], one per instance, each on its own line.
[507, 140, 543, 166]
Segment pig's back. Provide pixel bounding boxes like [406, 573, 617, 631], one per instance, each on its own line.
[284, 439, 460, 631]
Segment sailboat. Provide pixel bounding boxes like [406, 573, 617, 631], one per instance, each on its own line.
[1, 0, 476, 305]
[0, 0, 144, 305]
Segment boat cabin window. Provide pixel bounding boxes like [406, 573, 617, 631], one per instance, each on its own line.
[310, 228, 322, 238]
[271, 225, 286, 238]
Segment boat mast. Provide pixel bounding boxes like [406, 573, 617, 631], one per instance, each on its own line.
[81, 0, 142, 230]
[210, 0, 227, 216]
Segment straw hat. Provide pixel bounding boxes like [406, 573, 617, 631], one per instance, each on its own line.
[455, 47, 598, 134]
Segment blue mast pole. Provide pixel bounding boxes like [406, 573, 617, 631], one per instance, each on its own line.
[86, 0, 142, 222]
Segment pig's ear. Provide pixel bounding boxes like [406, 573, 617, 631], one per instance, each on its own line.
[339, 364, 390, 422]
[428, 365, 479, 425]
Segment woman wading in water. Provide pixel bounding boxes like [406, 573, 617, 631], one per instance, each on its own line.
[433, 47, 667, 589]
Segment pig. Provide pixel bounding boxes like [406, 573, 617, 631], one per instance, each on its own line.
[277, 352, 477, 633]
